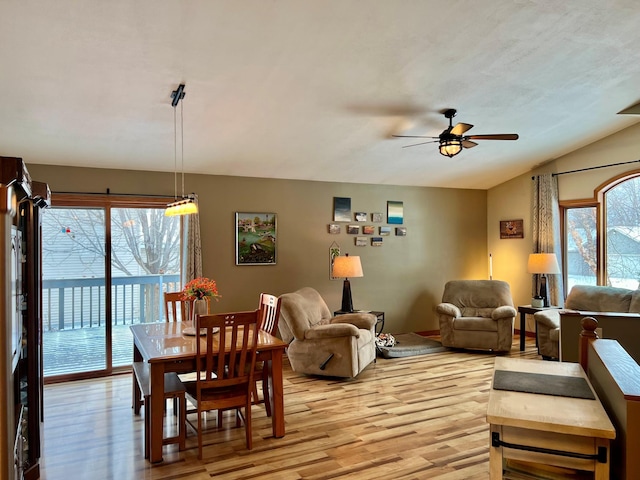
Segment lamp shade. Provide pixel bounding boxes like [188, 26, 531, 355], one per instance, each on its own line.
[439, 139, 462, 158]
[527, 253, 561, 274]
[332, 255, 363, 278]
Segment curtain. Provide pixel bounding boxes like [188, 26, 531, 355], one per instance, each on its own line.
[532, 174, 564, 307]
[182, 194, 202, 285]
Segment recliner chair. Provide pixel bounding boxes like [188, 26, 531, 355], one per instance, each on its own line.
[436, 280, 516, 352]
[278, 287, 376, 378]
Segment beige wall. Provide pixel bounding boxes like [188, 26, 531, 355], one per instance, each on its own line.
[29, 164, 487, 334]
[488, 121, 640, 333]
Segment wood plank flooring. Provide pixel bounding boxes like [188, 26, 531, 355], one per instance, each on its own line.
[40, 338, 540, 479]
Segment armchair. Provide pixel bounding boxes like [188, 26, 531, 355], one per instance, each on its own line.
[436, 280, 516, 352]
[278, 287, 376, 378]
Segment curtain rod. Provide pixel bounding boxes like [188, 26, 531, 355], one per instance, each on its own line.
[532, 158, 640, 179]
[51, 189, 172, 198]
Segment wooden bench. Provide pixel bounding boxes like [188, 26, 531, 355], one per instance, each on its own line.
[132, 362, 186, 458]
[580, 318, 640, 479]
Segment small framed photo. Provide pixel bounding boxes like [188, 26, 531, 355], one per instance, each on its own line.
[355, 212, 367, 222]
[379, 226, 391, 236]
[355, 237, 367, 247]
[371, 237, 383, 246]
[236, 212, 277, 265]
[328, 224, 341, 234]
[362, 225, 375, 235]
[347, 225, 360, 235]
[371, 212, 383, 223]
[395, 227, 407, 236]
[500, 219, 524, 239]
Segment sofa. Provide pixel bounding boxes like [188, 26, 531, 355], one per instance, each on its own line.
[535, 285, 640, 362]
[436, 280, 516, 352]
[278, 287, 377, 378]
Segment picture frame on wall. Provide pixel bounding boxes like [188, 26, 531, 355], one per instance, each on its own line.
[333, 197, 351, 222]
[355, 212, 367, 222]
[371, 237, 383, 246]
[355, 237, 367, 247]
[235, 212, 277, 265]
[500, 219, 524, 239]
[395, 227, 407, 236]
[347, 225, 360, 234]
[328, 224, 341, 234]
[387, 200, 404, 224]
[362, 225, 375, 235]
[379, 226, 391, 236]
[371, 212, 383, 223]
[329, 242, 340, 279]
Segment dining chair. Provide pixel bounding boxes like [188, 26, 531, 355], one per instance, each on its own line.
[183, 310, 262, 459]
[252, 293, 281, 416]
[164, 291, 189, 322]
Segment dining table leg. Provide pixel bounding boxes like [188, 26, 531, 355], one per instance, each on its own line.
[149, 362, 166, 463]
[268, 348, 285, 438]
[132, 344, 142, 413]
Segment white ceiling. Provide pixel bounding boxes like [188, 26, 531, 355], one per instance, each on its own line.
[1, 1, 640, 190]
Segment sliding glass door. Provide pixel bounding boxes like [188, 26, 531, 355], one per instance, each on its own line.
[41, 195, 181, 381]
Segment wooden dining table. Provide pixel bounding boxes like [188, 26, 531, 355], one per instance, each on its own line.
[130, 320, 288, 463]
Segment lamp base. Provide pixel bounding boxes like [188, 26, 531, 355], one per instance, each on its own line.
[539, 275, 550, 307]
[341, 279, 354, 313]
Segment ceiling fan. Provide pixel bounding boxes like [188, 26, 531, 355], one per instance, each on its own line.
[392, 109, 519, 157]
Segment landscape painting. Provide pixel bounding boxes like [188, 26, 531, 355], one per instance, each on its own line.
[236, 212, 277, 265]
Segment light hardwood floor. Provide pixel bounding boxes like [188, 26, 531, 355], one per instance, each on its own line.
[40, 337, 540, 480]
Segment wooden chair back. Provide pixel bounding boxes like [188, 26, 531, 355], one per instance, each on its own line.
[195, 311, 262, 398]
[164, 291, 188, 322]
[258, 293, 281, 336]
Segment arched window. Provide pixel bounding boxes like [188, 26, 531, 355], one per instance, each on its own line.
[562, 170, 640, 291]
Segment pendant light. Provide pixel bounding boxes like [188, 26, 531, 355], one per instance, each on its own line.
[165, 83, 198, 216]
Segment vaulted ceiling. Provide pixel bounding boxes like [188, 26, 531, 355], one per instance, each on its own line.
[1, 1, 640, 189]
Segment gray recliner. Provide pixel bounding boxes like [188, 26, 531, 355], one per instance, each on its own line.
[436, 280, 516, 352]
[278, 287, 376, 378]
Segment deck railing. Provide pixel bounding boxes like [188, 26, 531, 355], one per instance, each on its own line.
[42, 274, 181, 332]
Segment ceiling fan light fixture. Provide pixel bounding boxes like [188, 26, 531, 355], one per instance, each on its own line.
[439, 138, 462, 157]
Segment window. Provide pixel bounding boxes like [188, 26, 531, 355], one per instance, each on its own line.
[563, 170, 640, 290]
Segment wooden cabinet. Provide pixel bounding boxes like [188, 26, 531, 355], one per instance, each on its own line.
[1, 157, 49, 480]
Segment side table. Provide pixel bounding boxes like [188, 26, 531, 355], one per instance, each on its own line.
[517, 305, 560, 352]
[334, 310, 385, 335]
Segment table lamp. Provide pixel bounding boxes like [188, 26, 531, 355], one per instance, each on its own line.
[527, 253, 561, 307]
[331, 254, 363, 313]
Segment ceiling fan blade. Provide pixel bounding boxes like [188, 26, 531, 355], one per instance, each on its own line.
[401, 140, 439, 148]
[450, 122, 473, 136]
[462, 140, 478, 149]
[618, 101, 640, 115]
[466, 134, 519, 140]
[392, 135, 439, 139]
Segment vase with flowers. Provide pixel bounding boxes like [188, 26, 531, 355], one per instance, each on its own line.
[181, 277, 221, 321]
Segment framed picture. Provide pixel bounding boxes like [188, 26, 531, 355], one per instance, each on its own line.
[371, 212, 383, 223]
[379, 226, 391, 236]
[355, 236, 367, 246]
[333, 197, 351, 222]
[395, 227, 407, 236]
[500, 219, 524, 239]
[355, 212, 367, 222]
[371, 237, 383, 246]
[362, 225, 375, 235]
[328, 224, 341, 234]
[387, 200, 404, 224]
[235, 212, 277, 265]
[329, 242, 340, 279]
[347, 225, 360, 234]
